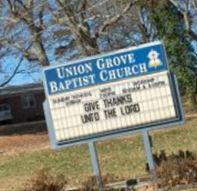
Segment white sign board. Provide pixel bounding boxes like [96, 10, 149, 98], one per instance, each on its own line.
[43, 41, 184, 149]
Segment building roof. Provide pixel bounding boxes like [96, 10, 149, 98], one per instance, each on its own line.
[0, 83, 44, 97]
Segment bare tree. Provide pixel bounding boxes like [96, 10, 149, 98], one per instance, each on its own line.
[55, 0, 141, 55]
[0, 0, 149, 86]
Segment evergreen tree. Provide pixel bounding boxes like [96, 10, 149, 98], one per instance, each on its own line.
[138, 0, 197, 105]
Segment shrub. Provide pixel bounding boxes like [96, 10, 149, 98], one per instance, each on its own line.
[151, 150, 197, 188]
[23, 168, 67, 191]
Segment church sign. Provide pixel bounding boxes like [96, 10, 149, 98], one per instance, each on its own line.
[43, 41, 184, 149]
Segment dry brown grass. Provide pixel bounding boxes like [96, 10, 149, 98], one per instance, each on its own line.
[0, 133, 49, 156]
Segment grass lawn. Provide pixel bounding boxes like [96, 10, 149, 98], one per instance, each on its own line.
[0, 117, 196, 191]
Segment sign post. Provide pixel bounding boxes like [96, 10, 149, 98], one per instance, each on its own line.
[88, 141, 104, 191]
[142, 131, 155, 173]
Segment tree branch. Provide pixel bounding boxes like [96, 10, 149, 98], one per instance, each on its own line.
[56, 0, 99, 56]
[7, 0, 14, 12]
[99, 0, 138, 35]
[0, 56, 23, 87]
[14, 0, 28, 11]
[0, 43, 37, 87]
[6, 0, 50, 66]
[169, 0, 197, 40]
[136, 7, 150, 42]
[39, 4, 45, 27]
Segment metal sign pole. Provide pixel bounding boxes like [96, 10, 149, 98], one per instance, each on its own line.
[88, 141, 104, 191]
[142, 131, 156, 176]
